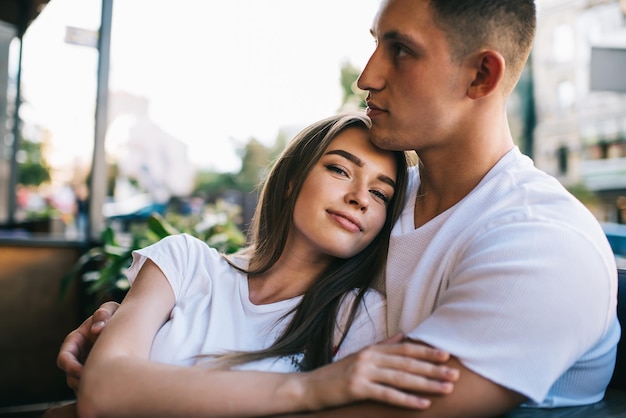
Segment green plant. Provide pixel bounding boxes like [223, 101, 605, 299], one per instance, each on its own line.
[62, 201, 246, 314]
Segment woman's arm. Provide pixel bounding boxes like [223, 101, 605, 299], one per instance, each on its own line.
[78, 259, 319, 417]
[77, 260, 457, 418]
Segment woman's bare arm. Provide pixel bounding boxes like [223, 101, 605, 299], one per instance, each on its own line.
[76, 260, 458, 417]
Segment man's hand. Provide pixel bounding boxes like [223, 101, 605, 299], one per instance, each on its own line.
[57, 301, 120, 392]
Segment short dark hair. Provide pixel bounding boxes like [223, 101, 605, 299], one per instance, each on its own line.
[429, 0, 536, 93]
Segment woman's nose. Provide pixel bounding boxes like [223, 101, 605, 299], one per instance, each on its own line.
[345, 187, 370, 211]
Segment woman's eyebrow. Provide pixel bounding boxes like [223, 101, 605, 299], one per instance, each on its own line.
[326, 149, 364, 166]
[324, 149, 397, 188]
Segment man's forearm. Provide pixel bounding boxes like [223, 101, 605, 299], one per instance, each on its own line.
[277, 355, 526, 418]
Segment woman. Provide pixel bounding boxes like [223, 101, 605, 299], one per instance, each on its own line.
[77, 114, 457, 418]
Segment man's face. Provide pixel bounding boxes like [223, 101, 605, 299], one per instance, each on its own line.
[358, 0, 468, 154]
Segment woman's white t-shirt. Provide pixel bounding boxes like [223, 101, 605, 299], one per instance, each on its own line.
[126, 233, 386, 372]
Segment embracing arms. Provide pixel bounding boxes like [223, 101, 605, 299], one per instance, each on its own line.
[274, 352, 526, 418]
[74, 260, 458, 418]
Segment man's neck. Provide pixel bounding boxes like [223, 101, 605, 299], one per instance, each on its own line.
[413, 140, 514, 229]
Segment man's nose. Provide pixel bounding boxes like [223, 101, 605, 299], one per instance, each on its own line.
[357, 49, 385, 92]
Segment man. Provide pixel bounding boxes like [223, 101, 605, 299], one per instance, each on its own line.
[56, 0, 619, 416]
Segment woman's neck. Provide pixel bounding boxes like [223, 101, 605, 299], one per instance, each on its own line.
[247, 252, 330, 305]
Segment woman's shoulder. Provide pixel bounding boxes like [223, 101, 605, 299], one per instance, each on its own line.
[159, 233, 219, 255]
[142, 234, 228, 275]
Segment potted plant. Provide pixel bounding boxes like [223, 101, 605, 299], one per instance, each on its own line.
[62, 200, 246, 316]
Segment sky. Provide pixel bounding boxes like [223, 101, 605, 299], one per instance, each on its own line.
[19, 0, 383, 174]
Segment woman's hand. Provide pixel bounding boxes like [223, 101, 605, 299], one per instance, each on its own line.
[298, 334, 459, 411]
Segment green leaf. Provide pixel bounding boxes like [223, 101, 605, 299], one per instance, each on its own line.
[59, 246, 106, 299]
[101, 226, 117, 246]
[147, 213, 180, 238]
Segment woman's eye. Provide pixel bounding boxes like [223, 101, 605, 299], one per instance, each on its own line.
[371, 190, 390, 204]
[326, 165, 347, 176]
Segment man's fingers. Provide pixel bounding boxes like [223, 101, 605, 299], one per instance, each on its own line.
[90, 320, 106, 335]
[55, 302, 120, 393]
[57, 351, 82, 373]
[90, 301, 120, 334]
[58, 353, 83, 392]
[66, 375, 80, 394]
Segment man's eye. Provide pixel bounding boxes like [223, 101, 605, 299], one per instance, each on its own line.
[393, 43, 408, 57]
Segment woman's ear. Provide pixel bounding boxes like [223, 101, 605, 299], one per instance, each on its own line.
[466, 50, 505, 99]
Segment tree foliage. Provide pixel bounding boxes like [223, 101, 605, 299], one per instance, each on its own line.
[17, 138, 50, 186]
[338, 61, 367, 112]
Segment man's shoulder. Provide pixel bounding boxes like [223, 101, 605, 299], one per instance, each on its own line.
[469, 151, 594, 229]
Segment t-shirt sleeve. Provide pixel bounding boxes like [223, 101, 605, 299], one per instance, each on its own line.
[332, 289, 387, 360]
[406, 221, 617, 404]
[126, 233, 195, 298]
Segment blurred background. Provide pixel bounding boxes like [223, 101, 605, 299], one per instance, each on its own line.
[0, 0, 625, 413]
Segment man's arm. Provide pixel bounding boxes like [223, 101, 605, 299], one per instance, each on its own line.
[279, 345, 526, 418]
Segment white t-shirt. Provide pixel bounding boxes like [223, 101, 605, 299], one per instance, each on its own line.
[386, 147, 620, 407]
[126, 234, 387, 372]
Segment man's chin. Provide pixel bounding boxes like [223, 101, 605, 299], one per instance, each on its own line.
[369, 129, 397, 151]
[368, 126, 385, 144]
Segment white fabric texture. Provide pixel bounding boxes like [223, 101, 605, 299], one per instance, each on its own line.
[126, 234, 386, 372]
[386, 146, 620, 407]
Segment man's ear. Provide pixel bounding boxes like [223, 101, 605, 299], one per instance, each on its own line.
[467, 50, 505, 99]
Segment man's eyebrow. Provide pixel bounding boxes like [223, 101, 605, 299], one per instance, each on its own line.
[370, 28, 423, 54]
[382, 30, 420, 49]
[325, 149, 397, 188]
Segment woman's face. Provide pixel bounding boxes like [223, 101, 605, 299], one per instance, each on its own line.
[289, 127, 398, 261]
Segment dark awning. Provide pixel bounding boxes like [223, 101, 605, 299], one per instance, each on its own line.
[0, 0, 50, 34]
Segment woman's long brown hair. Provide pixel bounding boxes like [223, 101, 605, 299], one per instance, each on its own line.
[216, 113, 409, 371]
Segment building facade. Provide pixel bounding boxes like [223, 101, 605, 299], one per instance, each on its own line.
[532, 0, 626, 222]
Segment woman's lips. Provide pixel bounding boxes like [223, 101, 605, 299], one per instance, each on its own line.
[328, 211, 362, 233]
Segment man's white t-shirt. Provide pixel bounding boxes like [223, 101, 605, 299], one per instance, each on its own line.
[126, 234, 386, 372]
[386, 147, 620, 407]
